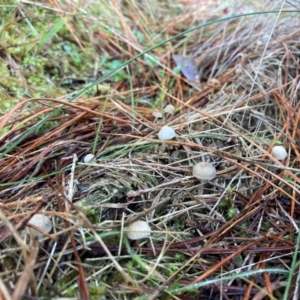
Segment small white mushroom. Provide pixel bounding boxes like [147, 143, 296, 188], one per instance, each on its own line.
[192, 162, 216, 195]
[164, 104, 175, 115]
[26, 214, 52, 239]
[271, 145, 287, 160]
[83, 153, 95, 163]
[127, 220, 151, 240]
[193, 162, 216, 181]
[158, 125, 176, 153]
[158, 125, 176, 140]
[152, 110, 163, 118]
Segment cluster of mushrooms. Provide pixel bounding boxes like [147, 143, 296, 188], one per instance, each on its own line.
[124, 131, 289, 241]
[24, 125, 288, 242]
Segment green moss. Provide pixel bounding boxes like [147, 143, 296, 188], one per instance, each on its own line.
[218, 186, 236, 219]
[57, 271, 106, 300]
[89, 284, 106, 299]
[66, 284, 106, 299]
[0, 90, 16, 112]
[0, 5, 99, 101]
[0, 127, 9, 136]
[99, 56, 128, 82]
[80, 207, 99, 224]
[262, 220, 271, 231]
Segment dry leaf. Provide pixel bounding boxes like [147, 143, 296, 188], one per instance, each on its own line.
[172, 54, 199, 81]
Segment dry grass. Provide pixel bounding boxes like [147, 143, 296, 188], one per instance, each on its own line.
[1, 0, 300, 299]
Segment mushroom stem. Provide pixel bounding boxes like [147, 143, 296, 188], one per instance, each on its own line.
[198, 182, 205, 195]
[192, 162, 216, 196]
[197, 180, 209, 195]
[159, 142, 166, 154]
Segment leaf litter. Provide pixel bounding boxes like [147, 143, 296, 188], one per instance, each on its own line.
[1, 1, 300, 299]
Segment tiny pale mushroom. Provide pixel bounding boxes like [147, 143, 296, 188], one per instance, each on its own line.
[192, 162, 216, 195]
[152, 110, 163, 118]
[158, 125, 176, 152]
[26, 214, 52, 239]
[164, 104, 175, 115]
[83, 153, 95, 163]
[271, 145, 287, 160]
[158, 125, 176, 140]
[127, 220, 151, 240]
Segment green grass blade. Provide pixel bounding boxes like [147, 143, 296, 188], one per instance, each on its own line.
[283, 230, 300, 299]
[37, 18, 65, 50]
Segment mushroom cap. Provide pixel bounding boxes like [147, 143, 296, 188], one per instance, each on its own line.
[164, 104, 175, 115]
[271, 145, 287, 160]
[158, 126, 176, 140]
[127, 220, 151, 240]
[193, 162, 216, 181]
[83, 153, 95, 163]
[26, 214, 52, 239]
[152, 110, 163, 118]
